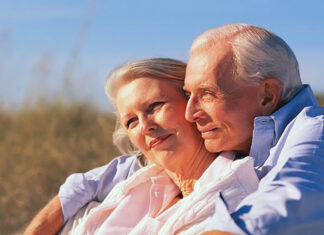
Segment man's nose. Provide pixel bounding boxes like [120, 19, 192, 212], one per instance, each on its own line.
[185, 96, 201, 123]
[140, 116, 157, 134]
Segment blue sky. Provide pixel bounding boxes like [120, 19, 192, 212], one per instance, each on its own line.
[1, 0, 323, 110]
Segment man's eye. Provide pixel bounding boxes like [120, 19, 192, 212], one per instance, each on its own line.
[201, 90, 215, 97]
[184, 91, 191, 100]
[205, 91, 215, 96]
[199, 91, 219, 101]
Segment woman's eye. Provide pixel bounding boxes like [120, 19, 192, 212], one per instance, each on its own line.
[147, 101, 164, 113]
[126, 117, 138, 129]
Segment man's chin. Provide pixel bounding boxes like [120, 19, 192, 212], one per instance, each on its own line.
[204, 139, 223, 153]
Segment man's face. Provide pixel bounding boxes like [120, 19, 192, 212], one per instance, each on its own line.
[184, 44, 263, 154]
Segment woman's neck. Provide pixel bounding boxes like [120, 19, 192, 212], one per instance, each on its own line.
[165, 144, 217, 197]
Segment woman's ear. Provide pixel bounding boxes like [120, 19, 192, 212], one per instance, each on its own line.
[258, 77, 282, 115]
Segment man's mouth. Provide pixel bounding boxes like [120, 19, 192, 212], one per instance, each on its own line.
[149, 134, 172, 149]
[200, 128, 219, 139]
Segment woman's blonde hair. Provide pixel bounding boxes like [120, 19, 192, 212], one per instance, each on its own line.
[105, 58, 187, 166]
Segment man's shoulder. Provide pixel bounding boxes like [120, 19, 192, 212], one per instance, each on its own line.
[298, 105, 324, 118]
[84, 154, 140, 179]
[108, 153, 139, 165]
[280, 105, 324, 155]
[260, 105, 323, 183]
[293, 105, 324, 130]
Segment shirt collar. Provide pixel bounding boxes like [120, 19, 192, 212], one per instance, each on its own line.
[270, 84, 318, 144]
[250, 85, 318, 169]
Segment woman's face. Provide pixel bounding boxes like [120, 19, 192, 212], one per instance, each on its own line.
[116, 77, 205, 171]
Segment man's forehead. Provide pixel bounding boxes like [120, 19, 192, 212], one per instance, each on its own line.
[187, 52, 209, 69]
[185, 53, 214, 86]
[185, 73, 215, 93]
[185, 45, 235, 91]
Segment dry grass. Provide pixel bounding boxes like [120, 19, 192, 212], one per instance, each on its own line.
[316, 94, 324, 106]
[0, 101, 120, 234]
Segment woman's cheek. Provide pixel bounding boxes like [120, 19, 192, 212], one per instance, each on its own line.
[156, 108, 171, 123]
[163, 106, 181, 119]
[128, 131, 142, 149]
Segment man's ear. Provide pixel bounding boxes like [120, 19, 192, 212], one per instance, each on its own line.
[258, 77, 282, 115]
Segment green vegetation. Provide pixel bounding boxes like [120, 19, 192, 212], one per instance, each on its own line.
[0, 96, 323, 234]
[0, 101, 120, 234]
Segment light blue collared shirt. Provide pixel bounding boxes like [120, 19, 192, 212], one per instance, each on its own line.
[206, 85, 324, 234]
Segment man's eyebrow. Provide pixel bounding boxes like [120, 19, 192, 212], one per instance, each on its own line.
[198, 85, 219, 91]
[183, 84, 219, 92]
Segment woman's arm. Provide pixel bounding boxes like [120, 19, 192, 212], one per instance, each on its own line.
[24, 195, 63, 235]
[24, 154, 140, 234]
[59, 154, 140, 222]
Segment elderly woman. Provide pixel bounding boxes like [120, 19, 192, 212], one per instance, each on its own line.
[61, 58, 258, 235]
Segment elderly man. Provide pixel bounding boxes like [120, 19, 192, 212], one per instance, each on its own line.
[184, 24, 324, 234]
[25, 24, 324, 235]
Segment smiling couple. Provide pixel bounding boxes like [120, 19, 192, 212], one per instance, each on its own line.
[25, 24, 324, 235]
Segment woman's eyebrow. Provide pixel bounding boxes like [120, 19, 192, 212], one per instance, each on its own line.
[119, 113, 132, 123]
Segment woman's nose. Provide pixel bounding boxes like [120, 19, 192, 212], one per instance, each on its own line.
[140, 116, 157, 134]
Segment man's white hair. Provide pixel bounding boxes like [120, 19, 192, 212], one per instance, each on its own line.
[190, 24, 302, 103]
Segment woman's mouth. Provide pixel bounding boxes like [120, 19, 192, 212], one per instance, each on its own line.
[149, 134, 172, 149]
